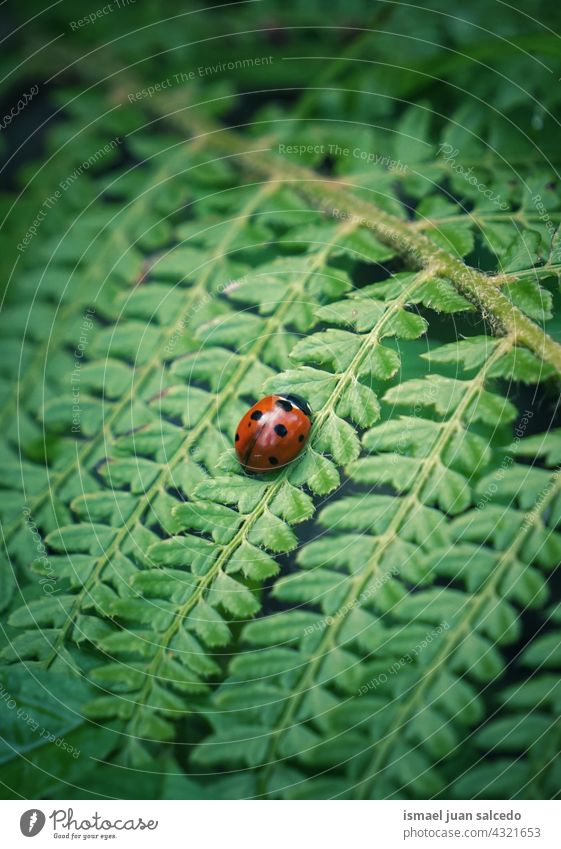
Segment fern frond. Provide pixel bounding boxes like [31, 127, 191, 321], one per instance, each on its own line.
[131, 99, 561, 371]
[1, 141, 200, 502]
[29, 40, 561, 369]
[1, 150, 276, 602]
[4, 191, 384, 752]
[193, 334, 560, 799]
[354, 461, 561, 800]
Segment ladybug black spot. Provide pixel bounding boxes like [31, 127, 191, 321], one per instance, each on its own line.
[235, 433, 240, 441]
[274, 424, 288, 437]
[269, 456, 279, 465]
[275, 398, 293, 412]
[298, 434, 305, 442]
[251, 410, 263, 420]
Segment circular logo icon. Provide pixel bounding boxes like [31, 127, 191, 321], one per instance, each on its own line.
[20, 810, 46, 837]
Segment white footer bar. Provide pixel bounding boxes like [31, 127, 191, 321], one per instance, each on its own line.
[2, 799, 559, 849]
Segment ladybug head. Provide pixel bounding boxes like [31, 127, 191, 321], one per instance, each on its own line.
[279, 393, 312, 418]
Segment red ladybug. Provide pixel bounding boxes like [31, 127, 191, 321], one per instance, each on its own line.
[235, 394, 312, 472]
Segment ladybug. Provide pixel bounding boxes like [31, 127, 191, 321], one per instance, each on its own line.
[234, 394, 312, 472]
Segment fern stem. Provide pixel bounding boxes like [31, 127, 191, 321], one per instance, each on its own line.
[357, 466, 561, 799]
[137, 111, 561, 373]
[47, 220, 358, 719]
[37, 52, 561, 370]
[124, 473, 286, 735]
[40, 180, 282, 667]
[127, 267, 434, 748]
[114, 218, 363, 735]
[254, 335, 514, 798]
[317, 266, 438, 417]
[31, 40, 561, 371]
[490, 264, 561, 284]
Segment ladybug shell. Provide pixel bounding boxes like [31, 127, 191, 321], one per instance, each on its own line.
[235, 394, 312, 472]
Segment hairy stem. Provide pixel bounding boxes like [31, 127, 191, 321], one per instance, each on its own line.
[139, 109, 561, 373]
[35, 45, 561, 370]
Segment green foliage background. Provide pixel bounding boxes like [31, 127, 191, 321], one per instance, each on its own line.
[1, 0, 561, 800]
